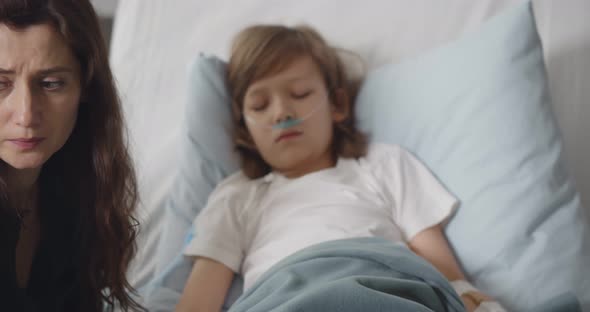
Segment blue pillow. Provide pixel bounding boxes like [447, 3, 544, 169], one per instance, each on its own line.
[146, 2, 589, 311]
[151, 54, 238, 275]
[355, 2, 589, 311]
[144, 54, 242, 311]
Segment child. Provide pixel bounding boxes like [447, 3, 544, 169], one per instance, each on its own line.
[176, 25, 499, 312]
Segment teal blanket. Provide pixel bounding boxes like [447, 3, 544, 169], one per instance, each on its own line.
[228, 237, 466, 312]
[141, 237, 582, 311]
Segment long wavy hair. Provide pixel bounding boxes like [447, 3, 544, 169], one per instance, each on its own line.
[0, 0, 142, 311]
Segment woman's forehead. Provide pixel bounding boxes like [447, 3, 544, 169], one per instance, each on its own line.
[0, 23, 79, 75]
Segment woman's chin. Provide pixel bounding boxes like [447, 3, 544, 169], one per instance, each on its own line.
[3, 156, 46, 171]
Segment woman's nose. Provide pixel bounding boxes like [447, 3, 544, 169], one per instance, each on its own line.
[11, 83, 41, 128]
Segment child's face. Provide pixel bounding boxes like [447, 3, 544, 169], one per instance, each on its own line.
[243, 56, 347, 178]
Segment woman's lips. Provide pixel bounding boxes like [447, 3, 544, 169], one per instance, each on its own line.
[9, 138, 45, 150]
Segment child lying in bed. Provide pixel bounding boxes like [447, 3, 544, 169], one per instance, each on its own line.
[176, 24, 504, 312]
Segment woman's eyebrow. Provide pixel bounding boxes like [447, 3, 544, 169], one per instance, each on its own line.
[38, 66, 74, 75]
[0, 68, 15, 74]
[0, 66, 74, 75]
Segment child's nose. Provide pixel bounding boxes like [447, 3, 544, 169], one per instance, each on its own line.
[273, 96, 295, 123]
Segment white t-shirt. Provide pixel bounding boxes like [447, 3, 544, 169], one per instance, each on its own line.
[184, 143, 457, 290]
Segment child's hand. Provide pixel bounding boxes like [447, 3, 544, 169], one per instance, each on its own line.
[460, 291, 507, 312]
[460, 293, 479, 312]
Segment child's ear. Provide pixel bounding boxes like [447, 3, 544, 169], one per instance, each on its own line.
[331, 88, 350, 123]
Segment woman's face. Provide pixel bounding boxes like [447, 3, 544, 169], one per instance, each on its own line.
[0, 23, 81, 170]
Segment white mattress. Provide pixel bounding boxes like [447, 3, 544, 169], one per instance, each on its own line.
[109, 0, 590, 290]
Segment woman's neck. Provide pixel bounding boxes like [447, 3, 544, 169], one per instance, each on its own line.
[1, 163, 41, 212]
[5, 169, 40, 193]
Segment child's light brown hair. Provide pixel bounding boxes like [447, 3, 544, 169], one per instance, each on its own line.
[228, 24, 368, 179]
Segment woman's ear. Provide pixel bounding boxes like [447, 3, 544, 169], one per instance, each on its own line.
[331, 88, 350, 122]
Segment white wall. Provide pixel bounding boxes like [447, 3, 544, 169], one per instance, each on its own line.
[90, 0, 119, 17]
[535, 0, 590, 209]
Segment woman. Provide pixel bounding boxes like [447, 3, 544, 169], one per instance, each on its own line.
[0, 0, 142, 311]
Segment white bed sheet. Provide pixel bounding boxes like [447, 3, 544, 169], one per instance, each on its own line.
[109, 0, 590, 291]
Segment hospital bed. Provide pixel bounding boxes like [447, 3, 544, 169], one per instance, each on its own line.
[108, 0, 590, 310]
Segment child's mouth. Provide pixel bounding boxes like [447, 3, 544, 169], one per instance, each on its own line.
[276, 131, 302, 142]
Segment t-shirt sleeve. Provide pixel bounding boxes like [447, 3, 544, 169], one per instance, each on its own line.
[374, 144, 458, 242]
[182, 178, 246, 273]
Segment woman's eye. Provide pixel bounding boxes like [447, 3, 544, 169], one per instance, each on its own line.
[41, 80, 65, 91]
[0, 80, 12, 91]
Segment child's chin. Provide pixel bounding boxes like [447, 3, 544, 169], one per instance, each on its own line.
[275, 152, 307, 166]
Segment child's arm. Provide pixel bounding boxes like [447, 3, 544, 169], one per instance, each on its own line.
[175, 257, 235, 312]
[408, 224, 492, 312]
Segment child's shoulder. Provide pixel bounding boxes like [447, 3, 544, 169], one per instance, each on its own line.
[364, 142, 409, 163]
[212, 170, 266, 198]
[216, 171, 254, 190]
[359, 143, 425, 175]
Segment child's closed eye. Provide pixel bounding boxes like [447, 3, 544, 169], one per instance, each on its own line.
[251, 101, 268, 112]
[292, 90, 312, 100]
